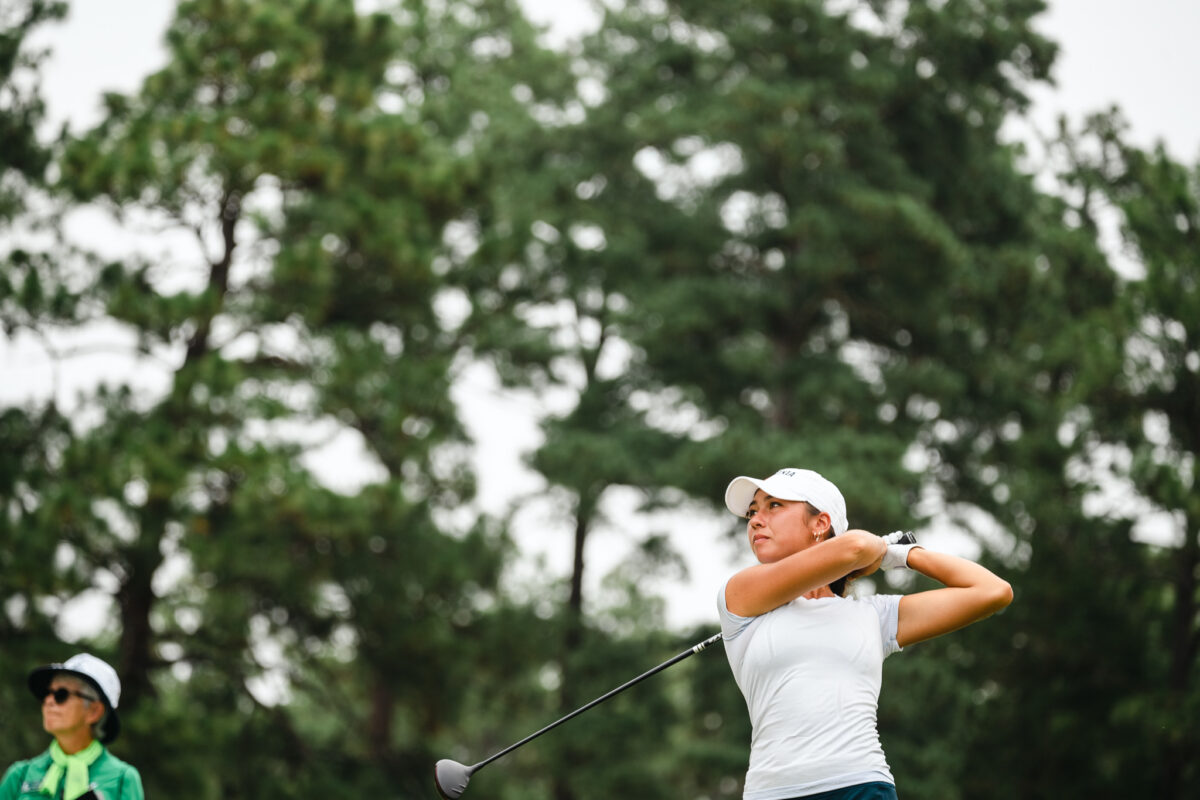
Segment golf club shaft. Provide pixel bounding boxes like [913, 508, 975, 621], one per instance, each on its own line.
[472, 633, 723, 772]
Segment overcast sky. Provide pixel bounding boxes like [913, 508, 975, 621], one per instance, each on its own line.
[31, 0, 1199, 158]
[17, 0, 1200, 631]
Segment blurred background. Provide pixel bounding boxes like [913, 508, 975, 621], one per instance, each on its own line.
[1, 1, 1196, 797]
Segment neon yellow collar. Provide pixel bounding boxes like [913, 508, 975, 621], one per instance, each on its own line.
[40, 740, 103, 800]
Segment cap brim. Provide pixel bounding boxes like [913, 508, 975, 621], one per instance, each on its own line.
[724, 476, 767, 517]
[29, 665, 121, 743]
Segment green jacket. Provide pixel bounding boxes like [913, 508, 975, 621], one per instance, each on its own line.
[0, 746, 143, 800]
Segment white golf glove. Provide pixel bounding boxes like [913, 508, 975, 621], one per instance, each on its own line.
[881, 531, 921, 570]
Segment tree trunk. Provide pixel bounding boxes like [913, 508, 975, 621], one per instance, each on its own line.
[1163, 527, 1198, 797]
[553, 489, 599, 800]
[115, 501, 167, 710]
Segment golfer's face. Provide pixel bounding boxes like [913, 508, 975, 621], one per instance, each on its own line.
[745, 490, 814, 563]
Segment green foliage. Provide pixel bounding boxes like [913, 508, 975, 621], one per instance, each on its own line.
[563, 0, 1081, 539]
[0, 0, 65, 215]
[1048, 109, 1200, 796]
[3, 0, 571, 796]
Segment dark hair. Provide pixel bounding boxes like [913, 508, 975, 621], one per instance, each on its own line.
[805, 503, 848, 596]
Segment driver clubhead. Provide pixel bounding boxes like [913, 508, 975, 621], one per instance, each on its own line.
[434, 759, 474, 799]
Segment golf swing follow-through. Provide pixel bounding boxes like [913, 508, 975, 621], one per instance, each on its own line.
[718, 468, 1011, 799]
[433, 511, 924, 798]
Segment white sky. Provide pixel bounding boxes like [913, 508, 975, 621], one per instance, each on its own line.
[1027, 0, 1200, 161]
[11, 0, 1200, 634]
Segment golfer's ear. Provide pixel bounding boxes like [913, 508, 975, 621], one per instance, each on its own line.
[86, 702, 105, 725]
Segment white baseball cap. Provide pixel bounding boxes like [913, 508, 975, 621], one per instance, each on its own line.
[29, 653, 122, 742]
[724, 467, 849, 535]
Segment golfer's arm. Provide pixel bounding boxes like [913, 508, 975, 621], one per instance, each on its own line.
[725, 532, 885, 617]
[895, 549, 1013, 647]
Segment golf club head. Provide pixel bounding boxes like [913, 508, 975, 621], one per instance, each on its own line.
[434, 759, 474, 799]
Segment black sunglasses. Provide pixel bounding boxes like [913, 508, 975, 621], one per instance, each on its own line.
[43, 687, 97, 705]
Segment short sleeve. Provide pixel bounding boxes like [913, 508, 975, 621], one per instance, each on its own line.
[717, 577, 760, 674]
[717, 579, 754, 637]
[863, 593, 904, 657]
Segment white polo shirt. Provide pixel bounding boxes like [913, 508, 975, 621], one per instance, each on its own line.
[718, 583, 904, 800]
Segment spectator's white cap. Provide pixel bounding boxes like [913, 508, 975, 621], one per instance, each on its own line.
[29, 653, 122, 742]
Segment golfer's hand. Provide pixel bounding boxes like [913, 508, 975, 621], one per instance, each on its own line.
[881, 530, 921, 570]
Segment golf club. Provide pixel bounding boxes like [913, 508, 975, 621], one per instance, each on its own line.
[434, 633, 723, 799]
[433, 531, 917, 798]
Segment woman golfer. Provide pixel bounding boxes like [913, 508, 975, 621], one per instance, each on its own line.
[718, 468, 1012, 800]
